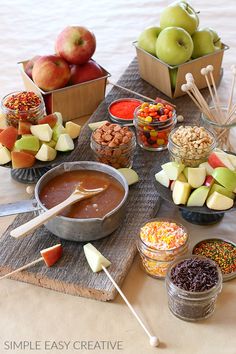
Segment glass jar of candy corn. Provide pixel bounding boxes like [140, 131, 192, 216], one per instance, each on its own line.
[137, 219, 189, 279]
[1, 91, 45, 128]
[133, 102, 177, 151]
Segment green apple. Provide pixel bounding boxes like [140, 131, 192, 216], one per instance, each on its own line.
[172, 180, 191, 205]
[212, 167, 236, 192]
[192, 28, 221, 59]
[187, 186, 209, 207]
[161, 161, 185, 180]
[137, 26, 162, 56]
[169, 68, 178, 90]
[0, 146, 11, 164]
[30, 124, 52, 142]
[227, 153, 236, 169]
[54, 112, 63, 124]
[155, 169, 170, 187]
[177, 172, 187, 182]
[118, 168, 139, 186]
[52, 123, 66, 141]
[206, 191, 234, 210]
[65, 121, 81, 139]
[187, 167, 206, 188]
[55, 134, 74, 151]
[183, 166, 189, 179]
[208, 28, 222, 49]
[209, 183, 235, 200]
[15, 135, 40, 152]
[88, 121, 108, 131]
[199, 162, 214, 176]
[43, 139, 57, 148]
[208, 151, 234, 170]
[35, 143, 57, 162]
[160, 1, 199, 35]
[83, 243, 111, 273]
[156, 27, 193, 65]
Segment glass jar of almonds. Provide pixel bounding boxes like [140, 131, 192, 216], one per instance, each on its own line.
[168, 126, 216, 167]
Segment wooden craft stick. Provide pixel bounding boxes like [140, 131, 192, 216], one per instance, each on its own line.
[207, 65, 225, 121]
[0, 257, 43, 280]
[227, 65, 236, 116]
[107, 80, 176, 108]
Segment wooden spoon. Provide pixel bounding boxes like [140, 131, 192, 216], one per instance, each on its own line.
[10, 184, 107, 239]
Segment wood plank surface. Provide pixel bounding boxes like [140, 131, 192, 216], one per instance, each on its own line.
[0, 58, 210, 301]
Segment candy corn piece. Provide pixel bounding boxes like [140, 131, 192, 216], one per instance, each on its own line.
[83, 243, 111, 272]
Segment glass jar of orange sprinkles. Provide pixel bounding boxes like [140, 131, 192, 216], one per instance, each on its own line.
[137, 219, 189, 279]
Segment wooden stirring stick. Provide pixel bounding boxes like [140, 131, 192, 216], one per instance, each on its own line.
[0, 244, 62, 280]
[207, 65, 225, 121]
[10, 185, 107, 239]
[107, 80, 176, 108]
[227, 65, 236, 117]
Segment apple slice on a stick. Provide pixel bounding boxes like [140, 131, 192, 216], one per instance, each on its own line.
[0, 244, 63, 280]
[83, 243, 159, 348]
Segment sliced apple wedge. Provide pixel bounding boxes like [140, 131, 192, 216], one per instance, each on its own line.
[206, 191, 234, 210]
[155, 169, 170, 188]
[88, 121, 109, 131]
[172, 180, 191, 205]
[199, 162, 214, 176]
[35, 144, 57, 162]
[227, 153, 236, 169]
[204, 175, 214, 187]
[52, 123, 66, 141]
[187, 186, 209, 207]
[0, 146, 11, 165]
[161, 161, 185, 180]
[212, 167, 236, 192]
[177, 172, 187, 182]
[40, 244, 63, 267]
[183, 167, 188, 180]
[30, 124, 52, 142]
[118, 168, 139, 186]
[208, 151, 234, 170]
[0, 126, 18, 150]
[188, 167, 206, 188]
[55, 134, 74, 151]
[209, 183, 235, 200]
[83, 243, 111, 272]
[15, 135, 40, 152]
[65, 121, 81, 139]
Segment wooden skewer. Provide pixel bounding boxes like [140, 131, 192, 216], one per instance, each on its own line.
[181, 84, 208, 116]
[102, 265, 159, 348]
[0, 257, 43, 280]
[227, 65, 236, 116]
[207, 65, 225, 122]
[107, 80, 176, 108]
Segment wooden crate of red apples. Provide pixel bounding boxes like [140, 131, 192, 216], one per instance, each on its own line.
[19, 26, 109, 120]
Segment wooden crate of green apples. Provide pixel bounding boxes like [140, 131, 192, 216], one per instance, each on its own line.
[134, 1, 228, 98]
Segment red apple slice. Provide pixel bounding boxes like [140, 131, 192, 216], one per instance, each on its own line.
[0, 126, 18, 150]
[40, 244, 63, 267]
[204, 175, 214, 187]
[208, 152, 234, 170]
[18, 121, 32, 135]
[11, 151, 35, 168]
[38, 114, 58, 128]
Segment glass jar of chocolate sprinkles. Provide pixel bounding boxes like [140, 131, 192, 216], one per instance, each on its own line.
[166, 256, 222, 321]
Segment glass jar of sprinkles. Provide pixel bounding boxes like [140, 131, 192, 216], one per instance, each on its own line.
[137, 219, 189, 279]
[166, 256, 222, 321]
[1, 91, 45, 128]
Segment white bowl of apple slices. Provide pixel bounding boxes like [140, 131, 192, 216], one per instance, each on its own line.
[154, 149, 236, 212]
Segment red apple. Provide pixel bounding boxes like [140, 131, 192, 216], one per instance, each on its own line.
[69, 60, 103, 85]
[24, 55, 41, 79]
[208, 152, 234, 170]
[32, 55, 70, 91]
[11, 151, 35, 168]
[204, 175, 214, 187]
[0, 126, 18, 150]
[38, 113, 57, 128]
[18, 121, 32, 135]
[55, 26, 96, 65]
[40, 244, 63, 267]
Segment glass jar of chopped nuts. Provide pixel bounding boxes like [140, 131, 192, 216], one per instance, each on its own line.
[90, 122, 136, 169]
[168, 126, 216, 167]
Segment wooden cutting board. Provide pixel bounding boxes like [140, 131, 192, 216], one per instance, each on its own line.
[0, 58, 206, 301]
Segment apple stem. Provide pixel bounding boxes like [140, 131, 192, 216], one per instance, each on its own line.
[102, 265, 159, 347]
[0, 257, 43, 280]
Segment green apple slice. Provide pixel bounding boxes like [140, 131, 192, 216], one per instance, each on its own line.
[172, 180, 191, 205]
[54, 112, 63, 125]
[212, 167, 236, 192]
[177, 172, 187, 182]
[183, 166, 188, 179]
[88, 121, 109, 131]
[199, 162, 214, 176]
[30, 124, 52, 142]
[209, 183, 235, 200]
[188, 167, 206, 188]
[55, 134, 74, 152]
[83, 243, 111, 273]
[65, 121, 81, 139]
[227, 153, 236, 169]
[35, 143, 57, 162]
[118, 168, 139, 186]
[52, 123, 66, 141]
[15, 135, 40, 152]
[206, 191, 234, 210]
[161, 161, 185, 180]
[187, 186, 209, 207]
[0, 146, 11, 164]
[155, 169, 170, 188]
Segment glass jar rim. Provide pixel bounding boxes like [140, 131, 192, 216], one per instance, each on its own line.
[138, 218, 189, 253]
[201, 105, 236, 128]
[134, 105, 176, 126]
[168, 125, 217, 151]
[1, 91, 45, 113]
[91, 129, 136, 149]
[166, 255, 223, 298]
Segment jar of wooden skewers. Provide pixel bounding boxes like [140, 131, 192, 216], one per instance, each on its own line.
[201, 107, 236, 153]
